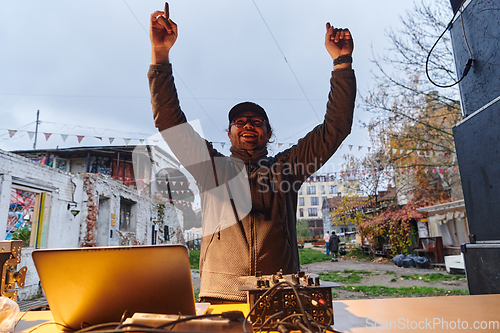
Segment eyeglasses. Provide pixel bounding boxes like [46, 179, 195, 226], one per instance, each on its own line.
[231, 117, 266, 128]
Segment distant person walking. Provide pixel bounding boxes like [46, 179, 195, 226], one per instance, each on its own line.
[329, 231, 339, 262]
[324, 231, 330, 255]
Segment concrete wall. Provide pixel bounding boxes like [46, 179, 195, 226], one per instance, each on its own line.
[78, 173, 183, 247]
[0, 150, 184, 300]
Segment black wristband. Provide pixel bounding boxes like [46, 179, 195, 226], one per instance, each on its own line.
[334, 55, 353, 66]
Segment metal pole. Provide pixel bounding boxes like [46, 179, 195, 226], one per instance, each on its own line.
[33, 110, 40, 150]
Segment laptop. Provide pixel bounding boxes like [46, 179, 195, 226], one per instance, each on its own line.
[32, 244, 204, 330]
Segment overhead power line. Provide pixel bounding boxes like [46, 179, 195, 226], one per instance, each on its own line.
[251, 0, 320, 121]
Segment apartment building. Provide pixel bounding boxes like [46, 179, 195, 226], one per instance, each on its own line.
[296, 174, 357, 221]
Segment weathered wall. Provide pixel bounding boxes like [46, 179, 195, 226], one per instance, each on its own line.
[1, 150, 185, 301]
[0, 150, 83, 247]
[79, 173, 183, 247]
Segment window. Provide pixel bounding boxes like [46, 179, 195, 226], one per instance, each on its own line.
[308, 208, 318, 217]
[321, 185, 325, 194]
[298, 187, 302, 195]
[306, 186, 316, 195]
[7, 187, 51, 248]
[299, 208, 304, 217]
[120, 198, 136, 232]
[310, 197, 319, 206]
[299, 197, 304, 206]
[329, 185, 338, 194]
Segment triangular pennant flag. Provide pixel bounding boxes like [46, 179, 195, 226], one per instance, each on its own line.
[349, 145, 353, 151]
[8, 130, 17, 138]
[392, 149, 397, 154]
[44, 133, 52, 141]
[124, 138, 131, 146]
[61, 134, 68, 142]
[109, 138, 115, 144]
[172, 181, 176, 186]
[432, 168, 437, 173]
[221, 142, 225, 148]
[358, 146, 362, 151]
[77, 135, 85, 143]
[400, 149, 403, 154]
[424, 168, 429, 174]
[153, 139, 159, 143]
[95, 136, 102, 141]
[453, 167, 457, 172]
[28, 131, 35, 140]
[439, 168, 443, 174]
[278, 143, 283, 147]
[139, 139, 145, 144]
[368, 147, 371, 152]
[406, 150, 412, 154]
[180, 182, 184, 186]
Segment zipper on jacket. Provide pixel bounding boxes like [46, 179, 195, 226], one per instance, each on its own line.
[248, 160, 256, 276]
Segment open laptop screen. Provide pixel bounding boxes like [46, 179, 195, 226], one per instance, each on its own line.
[32, 244, 196, 330]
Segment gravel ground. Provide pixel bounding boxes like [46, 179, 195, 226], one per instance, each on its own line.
[191, 249, 468, 300]
[301, 256, 467, 299]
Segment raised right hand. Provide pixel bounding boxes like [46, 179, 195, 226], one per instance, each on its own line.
[150, 2, 177, 64]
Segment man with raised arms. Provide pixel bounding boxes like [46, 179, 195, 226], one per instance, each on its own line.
[148, 2, 356, 303]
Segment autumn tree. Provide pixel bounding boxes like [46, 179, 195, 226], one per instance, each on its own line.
[356, 0, 463, 201]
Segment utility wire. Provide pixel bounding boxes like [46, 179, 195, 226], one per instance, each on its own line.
[121, 0, 226, 141]
[251, 0, 321, 121]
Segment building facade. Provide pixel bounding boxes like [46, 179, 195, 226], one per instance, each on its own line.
[296, 174, 356, 221]
[1, 146, 189, 300]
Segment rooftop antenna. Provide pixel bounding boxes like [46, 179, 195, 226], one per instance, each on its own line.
[33, 110, 40, 150]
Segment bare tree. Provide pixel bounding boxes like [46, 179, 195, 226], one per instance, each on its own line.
[354, 0, 463, 201]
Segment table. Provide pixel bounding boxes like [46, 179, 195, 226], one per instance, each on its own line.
[15, 294, 500, 332]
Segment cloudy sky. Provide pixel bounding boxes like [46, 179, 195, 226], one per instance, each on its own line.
[0, 0, 438, 173]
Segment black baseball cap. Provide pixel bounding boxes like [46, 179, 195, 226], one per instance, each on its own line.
[228, 102, 269, 124]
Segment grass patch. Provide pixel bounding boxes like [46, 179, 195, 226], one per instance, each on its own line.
[299, 248, 331, 265]
[339, 285, 468, 297]
[189, 250, 200, 269]
[401, 273, 466, 282]
[385, 271, 396, 275]
[318, 270, 376, 284]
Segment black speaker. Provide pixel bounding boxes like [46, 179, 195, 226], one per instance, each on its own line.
[449, 0, 500, 117]
[453, 102, 500, 242]
[461, 243, 500, 295]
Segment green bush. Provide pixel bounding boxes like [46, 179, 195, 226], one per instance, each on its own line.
[11, 226, 31, 247]
[189, 250, 200, 269]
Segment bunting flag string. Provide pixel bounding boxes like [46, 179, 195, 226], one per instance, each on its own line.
[1, 127, 454, 158]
